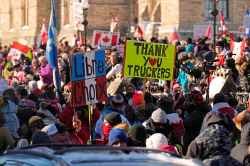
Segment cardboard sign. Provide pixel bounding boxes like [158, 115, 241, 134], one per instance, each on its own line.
[123, 40, 175, 80]
[92, 30, 120, 48]
[70, 50, 107, 107]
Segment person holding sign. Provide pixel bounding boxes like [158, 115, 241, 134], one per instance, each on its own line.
[106, 51, 122, 81]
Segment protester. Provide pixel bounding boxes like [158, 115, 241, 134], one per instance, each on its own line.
[108, 128, 128, 147]
[186, 111, 239, 165]
[0, 112, 15, 153]
[231, 122, 250, 164]
[1, 21, 250, 166]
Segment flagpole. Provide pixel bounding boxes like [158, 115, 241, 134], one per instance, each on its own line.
[82, 1, 89, 52]
[46, 0, 62, 102]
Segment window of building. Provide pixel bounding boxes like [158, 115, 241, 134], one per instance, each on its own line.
[204, 0, 229, 21]
[63, 0, 70, 25]
[21, 0, 29, 26]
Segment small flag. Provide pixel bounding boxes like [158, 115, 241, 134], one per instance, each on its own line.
[40, 20, 48, 46]
[134, 25, 144, 39]
[219, 10, 228, 35]
[169, 27, 180, 44]
[204, 24, 212, 39]
[10, 41, 30, 54]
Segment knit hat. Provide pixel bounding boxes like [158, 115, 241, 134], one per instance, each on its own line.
[173, 83, 181, 92]
[28, 116, 42, 127]
[132, 91, 145, 108]
[19, 99, 36, 110]
[41, 123, 58, 136]
[146, 133, 168, 149]
[190, 90, 204, 105]
[110, 94, 124, 104]
[104, 112, 122, 127]
[159, 144, 179, 155]
[31, 131, 51, 145]
[128, 125, 146, 144]
[151, 108, 167, 123]
[108, 128, 128, 145]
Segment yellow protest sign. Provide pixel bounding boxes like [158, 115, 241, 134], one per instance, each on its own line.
[123, 40, 175, 80]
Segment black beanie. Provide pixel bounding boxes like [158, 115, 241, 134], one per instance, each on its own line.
[128, 125, 146, 143]
[104, 112, 122, 127]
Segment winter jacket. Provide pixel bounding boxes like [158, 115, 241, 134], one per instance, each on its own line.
[231, 122, 250, 164]
[0, 101, 20, 138]
[177, 70, 189, 94]
[0, 127, 15, 153]
[186, 112, 235, 161]
[183, 104, 208, 150]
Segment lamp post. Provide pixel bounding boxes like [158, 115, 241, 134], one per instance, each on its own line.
[211, 0, 218, 52]
[82, 0, 89, 52]
[206, 0, 218, 103]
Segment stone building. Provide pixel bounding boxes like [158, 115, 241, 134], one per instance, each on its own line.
[0, 0, 250, 45]
[0, 0, 137, 45]
[138, 0, 250, 39]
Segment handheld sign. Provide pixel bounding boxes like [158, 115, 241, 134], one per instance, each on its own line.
[124, 40, 175, 80]
[70, 50, 107, 107]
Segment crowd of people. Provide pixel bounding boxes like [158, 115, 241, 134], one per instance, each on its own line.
[1, 34, 250, 166]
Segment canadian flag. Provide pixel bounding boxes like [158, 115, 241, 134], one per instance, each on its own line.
[40, 22, 48, 46]
[219, 11, 228, 35]
[110, 16, 119, 33]
[169, 27, 180, 44]
[204, 24, 212, 39]
[92, 30, 120, 48]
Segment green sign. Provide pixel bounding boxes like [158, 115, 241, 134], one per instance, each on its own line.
[123, 40, 176, 80]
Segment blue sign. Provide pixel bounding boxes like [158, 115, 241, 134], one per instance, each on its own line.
[71, 50, 106, 81]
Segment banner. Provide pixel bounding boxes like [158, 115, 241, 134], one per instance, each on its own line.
[92, 30, 120, 48]
[70, 50, 107, 107]
[123, 40, 175, 80]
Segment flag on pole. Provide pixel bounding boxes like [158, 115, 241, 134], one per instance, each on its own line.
[134, 25, 144, 39]
[204, 24, 212, 39]
[40, 20, 48, 46]
[10, 41, 31, 54]
[219, 11, 228, 35]
[169, 27, 180, 44]
[46, 0, 57, 69]
[110, 16, 119, 33]
[46, 0, 61, 93]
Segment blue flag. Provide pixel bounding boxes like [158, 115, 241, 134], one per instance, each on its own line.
[46, 0, 61, 93]
[46, 0, 57, 69]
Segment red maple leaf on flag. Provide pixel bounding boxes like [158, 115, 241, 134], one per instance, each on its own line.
[102, 35, 110, 43]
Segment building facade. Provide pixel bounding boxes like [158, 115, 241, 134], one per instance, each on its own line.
[0, 0, 250, 45]
[0, 0, 137, 45]
[138, 0, 250, 39]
